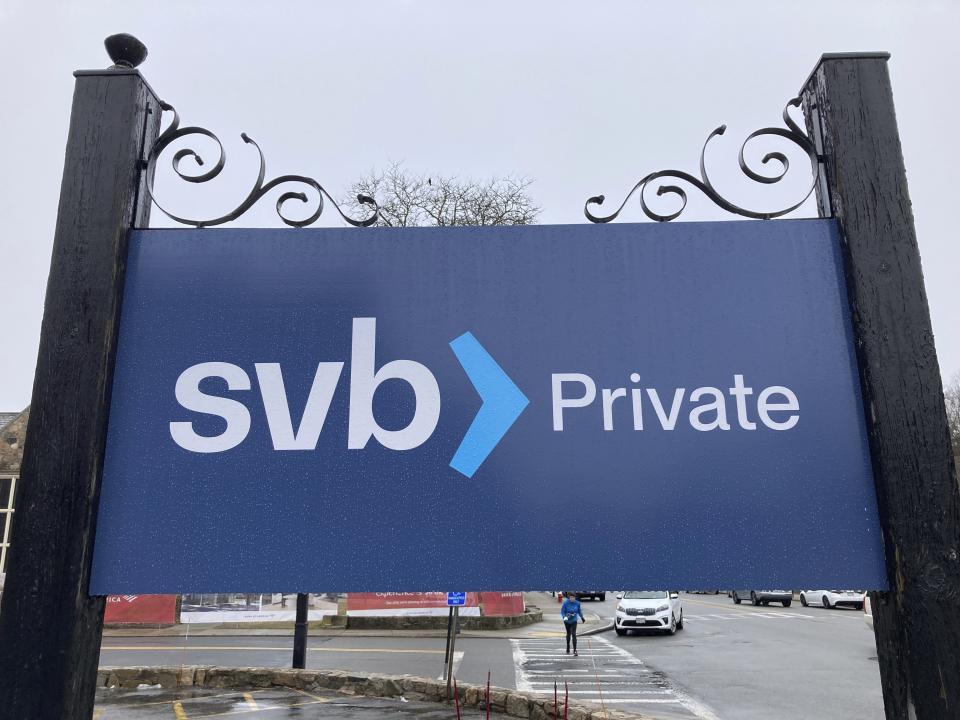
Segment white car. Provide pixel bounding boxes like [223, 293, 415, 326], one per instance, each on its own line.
[614, 591, 683, 635]
[799, 590, 865, 609]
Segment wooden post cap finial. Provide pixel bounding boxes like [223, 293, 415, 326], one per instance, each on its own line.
[104, 34, 147, 69]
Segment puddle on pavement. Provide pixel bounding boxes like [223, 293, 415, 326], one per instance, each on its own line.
[95, 686, 503, 719]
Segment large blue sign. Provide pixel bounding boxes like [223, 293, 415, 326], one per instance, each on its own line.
[90, 219, 887, 593]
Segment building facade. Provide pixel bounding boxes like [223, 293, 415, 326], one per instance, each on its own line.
[0, 407, 28, 580]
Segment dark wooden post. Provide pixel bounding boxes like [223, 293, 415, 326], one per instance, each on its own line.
[0, 36, 161, 719]
[802, 53, 960, 719]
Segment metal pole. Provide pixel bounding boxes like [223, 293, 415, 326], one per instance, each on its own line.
[442, 606, 454, 681]
[487, 670, 491, 720]
[802, 52, 960, 719]
[453, 677, 462, 720]
[0, 35, 160, 720]
[292, 592, 308, 669]
[446, 605, 460, 698]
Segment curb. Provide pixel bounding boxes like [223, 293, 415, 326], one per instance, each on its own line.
[103, 627, 548, 640]
[97, 666, 655, 720]
[579, 621, 614, 636]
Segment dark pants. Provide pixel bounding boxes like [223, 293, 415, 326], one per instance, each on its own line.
[564, 621, 578, 651]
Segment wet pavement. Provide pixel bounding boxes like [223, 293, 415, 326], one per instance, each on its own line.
[94, 686, 501, 719]
[511, 636, 706, 720]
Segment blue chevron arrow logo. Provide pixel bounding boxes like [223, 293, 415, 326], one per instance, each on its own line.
[449, 332, 530, 478]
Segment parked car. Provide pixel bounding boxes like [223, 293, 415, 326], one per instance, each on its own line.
[614, 591, 683, 635]
[574, 591, 606, 601]
[731, 590, 792, 607]
[863, 593, 873, 629]
[799, 590, 865, 609]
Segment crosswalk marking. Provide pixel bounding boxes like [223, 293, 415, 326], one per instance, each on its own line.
[594, 699, 684, 704]
[684, 611, 831, 622]
[527, 677, 652, 682]
[511, 636, 720, 720]
[564, 690, 673, 695]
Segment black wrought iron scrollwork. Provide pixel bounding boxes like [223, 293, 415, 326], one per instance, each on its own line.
[145, 102, 378, 228]
[584, 97, 818, 223]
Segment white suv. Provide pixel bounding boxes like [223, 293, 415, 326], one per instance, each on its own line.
[614, 591, 683, 635]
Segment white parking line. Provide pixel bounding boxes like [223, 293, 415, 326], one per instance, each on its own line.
[685, 609, 843, 627]
[519, 654, 620, 659]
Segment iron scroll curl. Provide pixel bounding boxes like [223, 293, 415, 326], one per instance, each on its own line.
[584, 98, 818, 223]
[145, 102, 379, 228]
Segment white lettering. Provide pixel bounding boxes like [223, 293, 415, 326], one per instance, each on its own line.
[170, 362, 251, 453]
[630, 373, 643, 430]
[729, 374, 756, 430]
[551, 373, 597, 431]
[688, 386, 731, 431]
[347, 318, 441, 451]
[646, 388, 686, 430]
[255, 362, 344, 450]
[601, 387, 627, 431]
[757, 386, 800, 430]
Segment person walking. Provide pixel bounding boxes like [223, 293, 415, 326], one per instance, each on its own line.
[560, 592, 585, 655]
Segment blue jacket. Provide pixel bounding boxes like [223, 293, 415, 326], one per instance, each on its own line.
[560, 598, 585, 625]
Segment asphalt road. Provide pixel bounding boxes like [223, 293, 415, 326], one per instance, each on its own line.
[598, 592, 883, 719]
[100, 634, 519, 690]
[100, 593, 884, 720]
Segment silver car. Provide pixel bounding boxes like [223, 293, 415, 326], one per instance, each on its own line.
[731, 590, 792, 607]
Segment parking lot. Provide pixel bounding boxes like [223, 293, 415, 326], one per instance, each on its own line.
[99, 592, 882, 719]
[94, 686, 504, 720]
[600, 592, 880, 719]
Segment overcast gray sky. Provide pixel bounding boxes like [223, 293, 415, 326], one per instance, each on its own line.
[1, 0, 957, 410]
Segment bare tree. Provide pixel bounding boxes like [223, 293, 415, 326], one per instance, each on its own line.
[945, 372, 960, 462]
[343, 163, 539, 227]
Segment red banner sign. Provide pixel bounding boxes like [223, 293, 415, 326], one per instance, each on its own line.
[347, 592, 479, 612]
[346, 591, 524, 616]
[104, 594, 177, 624]
[479, 591, 525, 616]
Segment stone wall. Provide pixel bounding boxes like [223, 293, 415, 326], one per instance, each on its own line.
[96, 666, 651, 720]
[345, 608, 542, 631]
[0, 407, 28, 474]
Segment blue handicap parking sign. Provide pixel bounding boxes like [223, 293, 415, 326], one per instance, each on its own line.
[447, 592, 467, 606]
